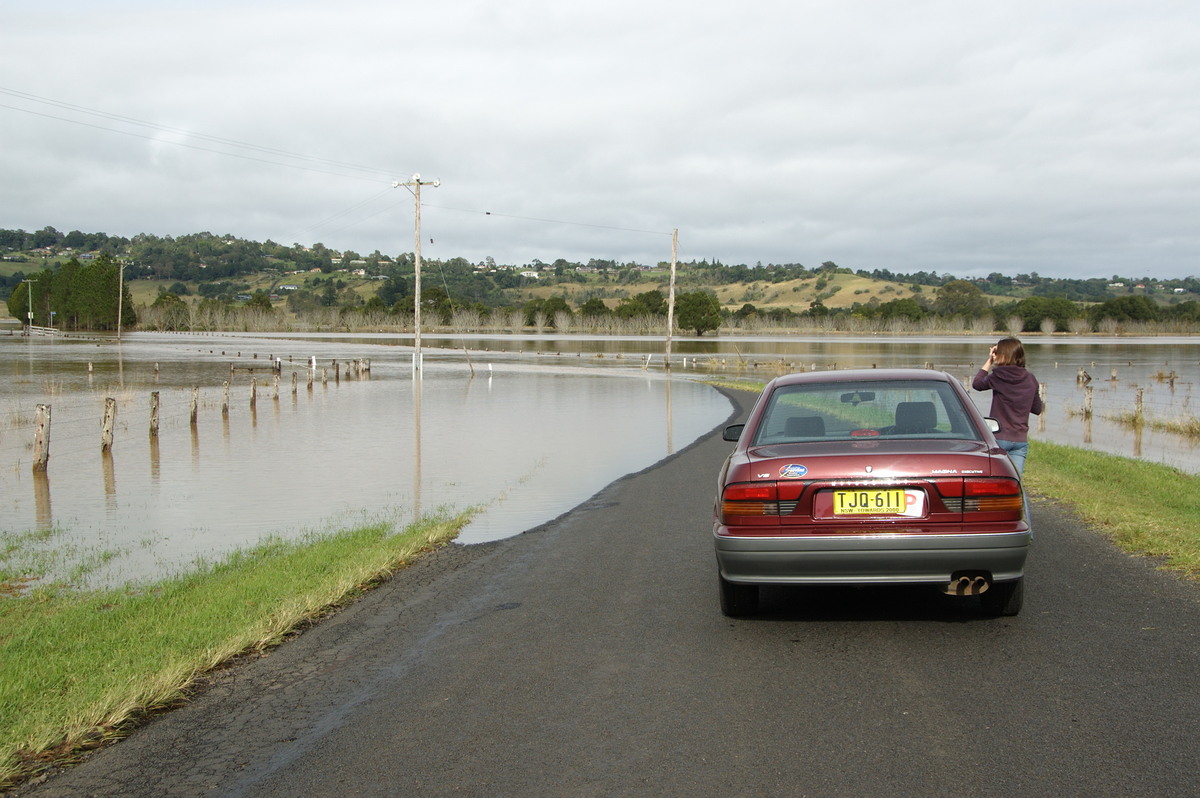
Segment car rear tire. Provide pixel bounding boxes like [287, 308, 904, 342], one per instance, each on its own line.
[719, 574, 759, 617]
[980, 577, 1023, 617]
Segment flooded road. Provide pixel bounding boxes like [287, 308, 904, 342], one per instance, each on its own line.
[1, 330, 1196, 589]
[0, 333, 732, 588]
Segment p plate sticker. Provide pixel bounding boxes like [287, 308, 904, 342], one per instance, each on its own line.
[779, 464, 808, 479]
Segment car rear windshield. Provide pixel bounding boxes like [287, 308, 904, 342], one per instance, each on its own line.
[751, 379, 983, 445]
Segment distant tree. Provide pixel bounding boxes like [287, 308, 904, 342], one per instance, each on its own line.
[150, 292, 191, 330]
[878, 297, 928, 322]
[320, 281, 338, 307]
[245, 290, 274, 312]
[1002, 296, 1080, 332]
[1166, 301, 1200, 323]
[935, 280, 990, 318]
[578, 297, 610, 316]
[633, 290, 667, 314]
[614, 289, 667, 319]
[31, 226, 62, 249]
[541, 295, 573, 326]
[12, 253, 135, 329]
[361, 295, 388, 315]
[1089, 295, 1160, 325]
[676, 291, 721, 335]
[804, 300, 831, 318]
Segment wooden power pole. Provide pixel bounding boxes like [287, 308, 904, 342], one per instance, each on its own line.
[394, 174, 440, 372]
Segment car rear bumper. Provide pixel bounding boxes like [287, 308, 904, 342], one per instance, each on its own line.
[714, 530, 1030, 585]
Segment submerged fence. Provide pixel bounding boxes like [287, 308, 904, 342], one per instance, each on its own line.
[7, 357, 373, 474]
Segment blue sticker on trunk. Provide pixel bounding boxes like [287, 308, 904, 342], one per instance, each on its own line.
[779, 464, 808, 478]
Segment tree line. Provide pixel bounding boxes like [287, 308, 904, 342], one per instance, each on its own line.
[6, 253, 136, 330]
[3, 225, 1198, 334]
[764, 279, 1200, 332]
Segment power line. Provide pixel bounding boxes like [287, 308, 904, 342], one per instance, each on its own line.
[0, 86, 404, 182]
[1, 86, 678, 248]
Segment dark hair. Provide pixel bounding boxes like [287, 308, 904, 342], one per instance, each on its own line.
[994, 337, 1025, 367]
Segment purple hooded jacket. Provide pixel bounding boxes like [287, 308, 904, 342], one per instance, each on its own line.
[972, 365, 1043, 443]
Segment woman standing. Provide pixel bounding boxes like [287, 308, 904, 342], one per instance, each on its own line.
[972, 337, 1043, 477]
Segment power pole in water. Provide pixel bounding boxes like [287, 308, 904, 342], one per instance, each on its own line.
[665, 228, 678, 368]
[117, 261, 125, 340]
[393, 174, 441, 371]
[22, 279, 34, 330]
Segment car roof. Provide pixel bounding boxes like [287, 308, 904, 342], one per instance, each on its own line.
[765, 368, 955, 388]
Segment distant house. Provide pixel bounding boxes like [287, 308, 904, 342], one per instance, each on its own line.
[281, 284, 299, 291]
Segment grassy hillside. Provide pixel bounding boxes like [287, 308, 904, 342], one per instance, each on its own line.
[520, 271, 930, 312]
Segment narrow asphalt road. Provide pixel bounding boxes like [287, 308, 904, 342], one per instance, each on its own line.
[18, 389, 1200, 797]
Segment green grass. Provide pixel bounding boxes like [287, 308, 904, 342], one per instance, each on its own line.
[1024, 441, 1200, 577]
[0, 509, 474, 788]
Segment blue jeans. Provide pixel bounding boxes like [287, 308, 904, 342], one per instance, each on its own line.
[998, 439, 1032, 538]
[998, 439, 1029, 477]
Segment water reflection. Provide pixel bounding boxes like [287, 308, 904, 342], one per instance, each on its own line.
[0, 336, 731, 587]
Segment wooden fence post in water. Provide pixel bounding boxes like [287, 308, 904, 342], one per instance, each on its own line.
[150, 391, 160, 437]
[101, 397, 117, 452]
[273, 374, 280, 400]
[292, 371, 298, 395]
[1134, 387, 1144, 424]
[33, 403, 51, 472]
[190, 386, 199, 426]
[1083, 385, 1093, 419]
[250, 379, 257, 410]
[222, 381, 230, 416]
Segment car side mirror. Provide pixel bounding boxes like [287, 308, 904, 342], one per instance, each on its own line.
[984, 417, 1001, 434]
[723, 424, 744, 442]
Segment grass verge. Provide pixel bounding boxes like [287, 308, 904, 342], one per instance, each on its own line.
[1024, 441, 1200, 577]
[0, 508, 474, 789]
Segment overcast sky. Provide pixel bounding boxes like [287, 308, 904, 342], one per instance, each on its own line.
[3, 1, 1198, 279]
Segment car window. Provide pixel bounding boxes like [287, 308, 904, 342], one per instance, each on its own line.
[752, 380, 981, 444]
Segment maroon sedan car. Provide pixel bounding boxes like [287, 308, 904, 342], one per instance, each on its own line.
[714, 369, 1030, 617]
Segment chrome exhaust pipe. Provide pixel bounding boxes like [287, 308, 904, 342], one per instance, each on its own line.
[946, 576, 973, 596]
[945, 575, 992, 596]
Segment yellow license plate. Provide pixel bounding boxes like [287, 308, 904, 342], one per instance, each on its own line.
[833, 489, 906, 515]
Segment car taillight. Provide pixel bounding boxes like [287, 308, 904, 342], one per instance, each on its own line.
[721, 482, 780, 520]
[962, 477, 1024, 514]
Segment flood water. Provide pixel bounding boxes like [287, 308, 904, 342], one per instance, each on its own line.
[1, 330, 1197, 589]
